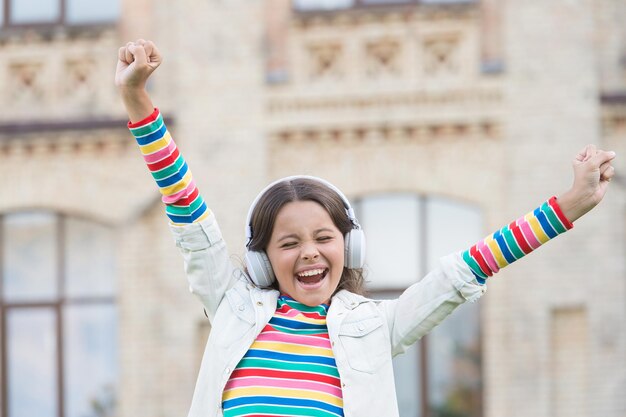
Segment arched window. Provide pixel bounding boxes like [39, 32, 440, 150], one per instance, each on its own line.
[0, 212, 117, 417]
[355, 194, 483, 417]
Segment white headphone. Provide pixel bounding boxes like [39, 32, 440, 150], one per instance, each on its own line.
[244, 175, 366, 287]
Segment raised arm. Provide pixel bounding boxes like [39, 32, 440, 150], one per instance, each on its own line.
[116, 40, 236, 320]
[462, 145, 616, 283]
[116, 39, 208, 224]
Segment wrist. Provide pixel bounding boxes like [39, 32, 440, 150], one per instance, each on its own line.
[556, 187, 595, 222]
[118, 85, 148, 99]
[118, 87, 154, 123]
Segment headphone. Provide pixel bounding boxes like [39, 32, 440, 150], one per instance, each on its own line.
[244, 175, 366, 287]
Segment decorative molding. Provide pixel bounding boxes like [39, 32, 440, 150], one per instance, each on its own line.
[267, 88, 503, 114]
[0, 24, 116, 44]
[0, 116, 175, 157]
[270, 120, 501, 145]
[292, 2, 478, 26]
[0, 130, 130, 158]
[0, 119, 131, 135]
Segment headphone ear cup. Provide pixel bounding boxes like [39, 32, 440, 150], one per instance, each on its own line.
[245, 250, 275, 287]
[344, 228, 366, 269]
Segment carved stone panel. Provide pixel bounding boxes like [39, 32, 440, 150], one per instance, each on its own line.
[422, 34, 461, 77]
[307, 42, 344, 80]
[365, 38, 401, 78]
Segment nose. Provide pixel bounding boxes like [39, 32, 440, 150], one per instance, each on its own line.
[301, 241, 320, 261]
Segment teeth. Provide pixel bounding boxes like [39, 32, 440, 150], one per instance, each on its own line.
[297, 268, 325, 277]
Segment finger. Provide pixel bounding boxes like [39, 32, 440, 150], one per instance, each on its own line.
[129, 43, 148, 66]
[118, 46, 127, 64]
[589, 149, 616, 168]
[599, 160, 612, 174]
[601, 165, 615, 181]
[136, 38, 146, 46]
[144, 40, 162, 66]
[575, 146, 589, 162]
[125, 42, 135, 64]
[575, 144, 596, 163]
[143, 40, 154, 62]
[583, 144, 596, 162]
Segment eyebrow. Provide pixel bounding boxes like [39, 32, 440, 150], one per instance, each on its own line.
[276, 228, 336, 242]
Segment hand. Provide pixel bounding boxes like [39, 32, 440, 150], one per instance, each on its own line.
[558, 144, 616, 222]
[115, 39, 162, 90]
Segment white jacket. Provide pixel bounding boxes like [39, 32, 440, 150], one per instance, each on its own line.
[170, 212, 486, 417]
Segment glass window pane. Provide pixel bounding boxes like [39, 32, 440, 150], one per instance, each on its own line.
[65, 218, 116, 298]
[7, 308, 58, 417]
[421, 0, 475, 3]
[425, 197, 482, 417]
[66, 0, 120, 24]
[63, 304, 118, 417]
[10, 0, 59, 24]
[293, 0, 353, 11]
[394, 346, 422, 417]
[3, 213, 58, 302]
[358, 195, 421, 289]
[427, 301, 482, 417]
[374, 291, 422, 417]
[362, 0, 412, 4]
[425, 197, 482, 270]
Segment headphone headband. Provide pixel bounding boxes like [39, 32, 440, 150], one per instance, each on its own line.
[245, 175, 360, 246]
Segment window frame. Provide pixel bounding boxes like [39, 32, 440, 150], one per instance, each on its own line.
[0, 212, 117, 417]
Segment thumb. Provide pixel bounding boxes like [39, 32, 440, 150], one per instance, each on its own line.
[588, 149, 616, 169]
[129, 44, 148, 67]
[574, 144, 595, 163]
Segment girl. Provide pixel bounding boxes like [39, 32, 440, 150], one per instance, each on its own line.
[116, 40, 616, 417]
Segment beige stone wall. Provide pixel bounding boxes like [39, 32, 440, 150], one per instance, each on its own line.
[0, 1, 624, 417]
[492, 2, 625, 417]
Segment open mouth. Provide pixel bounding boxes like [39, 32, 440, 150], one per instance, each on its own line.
[296, 268, 329, 286]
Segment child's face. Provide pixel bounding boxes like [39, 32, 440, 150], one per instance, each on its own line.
[266, 200, 345, 306]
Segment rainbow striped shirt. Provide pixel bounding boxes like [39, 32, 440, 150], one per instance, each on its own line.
[222, 295, 344, 417]
[461, 196, 573, 284]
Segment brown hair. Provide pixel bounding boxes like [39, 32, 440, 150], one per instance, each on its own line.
[248, 178, 365, 295]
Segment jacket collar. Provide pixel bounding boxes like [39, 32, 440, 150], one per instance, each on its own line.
[332, 290, 371, 310]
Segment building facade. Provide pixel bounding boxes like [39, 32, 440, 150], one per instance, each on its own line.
[0, 0, 624, 417]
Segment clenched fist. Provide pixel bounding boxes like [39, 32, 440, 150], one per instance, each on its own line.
[115, 39, 162, 90]
[558, 144, 616, 222]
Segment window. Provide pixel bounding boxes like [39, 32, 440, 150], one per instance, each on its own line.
[355, 194, 483, 417]
[292, 0, 476, 12]
[0, 0, 120, 27]
[1, 212, 118, 417]
[293, 0, 353, 12]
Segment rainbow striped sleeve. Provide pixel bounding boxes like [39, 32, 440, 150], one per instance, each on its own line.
[462, 196, 574, 284]
[128, 108, 209, 224]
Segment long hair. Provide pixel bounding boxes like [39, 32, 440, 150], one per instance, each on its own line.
[248, 178, 365, 295]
